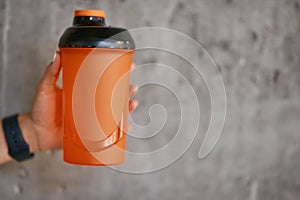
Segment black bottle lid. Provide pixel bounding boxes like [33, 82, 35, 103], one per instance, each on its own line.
[59, 10, 135, 49]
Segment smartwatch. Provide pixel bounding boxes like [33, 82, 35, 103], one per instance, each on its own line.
[2, 114, 34, 161]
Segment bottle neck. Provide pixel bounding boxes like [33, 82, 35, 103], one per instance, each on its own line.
[73, 16, 106, 26]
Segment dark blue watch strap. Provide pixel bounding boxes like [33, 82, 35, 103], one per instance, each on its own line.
[2, 114, 34, 162]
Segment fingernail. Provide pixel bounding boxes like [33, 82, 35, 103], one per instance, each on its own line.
[128, 124, 132, 131]
[130, 63, 135, 69]
[52, 52, 57, 62]
[133, 85, 138, 93]
[52, 50, 60, 62]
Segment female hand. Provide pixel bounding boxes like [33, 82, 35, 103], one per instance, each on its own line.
[27, 51, 138, 151]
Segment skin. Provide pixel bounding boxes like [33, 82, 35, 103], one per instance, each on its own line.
[0, 52, 138, 164]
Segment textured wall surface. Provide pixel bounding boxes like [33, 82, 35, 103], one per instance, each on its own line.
[0, 0, 300, 200]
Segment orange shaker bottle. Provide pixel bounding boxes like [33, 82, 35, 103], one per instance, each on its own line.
[59, 10, 135, 165]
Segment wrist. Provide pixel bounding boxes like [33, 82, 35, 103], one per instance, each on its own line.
[18, 114, 40, 153]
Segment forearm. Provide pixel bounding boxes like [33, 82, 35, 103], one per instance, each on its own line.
[0, 114, 40, 164]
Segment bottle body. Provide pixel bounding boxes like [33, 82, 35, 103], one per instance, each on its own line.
[59, 10, 135, 166]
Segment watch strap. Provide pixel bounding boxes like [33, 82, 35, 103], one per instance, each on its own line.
[2, 114, 34, 161]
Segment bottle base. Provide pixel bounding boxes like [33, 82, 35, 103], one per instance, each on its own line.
[63, 136, 126, 166]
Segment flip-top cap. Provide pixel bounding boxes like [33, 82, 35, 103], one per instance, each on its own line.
[74, 10, 105, 18]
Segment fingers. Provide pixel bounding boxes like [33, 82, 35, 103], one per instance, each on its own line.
[129, 84, 138, 113]
[129, 64, 138, 115]
[39, 51, 61, 88]
[129, 99, 138, 113]
[129, 84, 138, 98]
[128, 98, 138, 131]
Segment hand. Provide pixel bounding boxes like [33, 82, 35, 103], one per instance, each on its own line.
[28, 51, 138, 151]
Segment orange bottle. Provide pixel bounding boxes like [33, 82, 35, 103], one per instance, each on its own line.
[59, 10, 135, 165]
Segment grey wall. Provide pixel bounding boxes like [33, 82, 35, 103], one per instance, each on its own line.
[0, 0, 300, 199]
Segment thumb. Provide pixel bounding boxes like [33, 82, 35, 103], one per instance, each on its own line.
[40, 51, 61, 87]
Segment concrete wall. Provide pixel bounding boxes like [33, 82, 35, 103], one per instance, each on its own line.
[0, 0, 300, 199]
